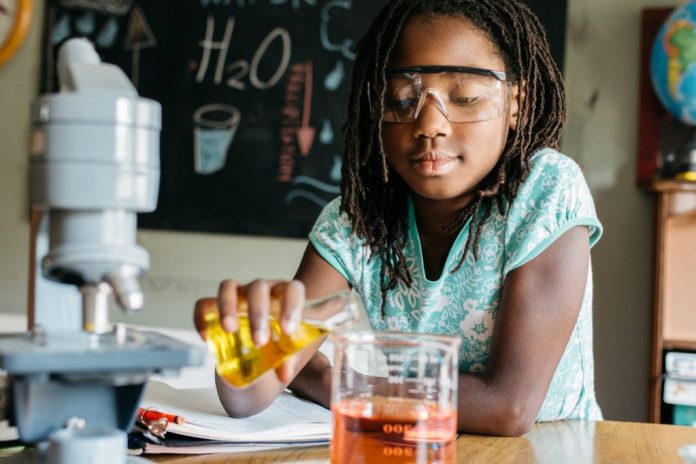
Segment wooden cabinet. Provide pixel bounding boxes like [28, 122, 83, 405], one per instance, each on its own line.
[637, 7, 696, 424]
[649, 180, 696, 423]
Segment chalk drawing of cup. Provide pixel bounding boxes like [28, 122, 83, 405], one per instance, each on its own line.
[193, 103, 241, 175]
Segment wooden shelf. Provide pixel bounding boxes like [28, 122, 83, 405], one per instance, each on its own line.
[663, 340, 696, 352]
[650, 188, 696, 423]
[650, 179, 696, 193]
[640, 7, 696, 426]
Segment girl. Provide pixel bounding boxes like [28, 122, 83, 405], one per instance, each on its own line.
[194, 0, 602, 437]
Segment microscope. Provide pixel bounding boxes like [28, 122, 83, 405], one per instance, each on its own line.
[0, 38, 203, 462]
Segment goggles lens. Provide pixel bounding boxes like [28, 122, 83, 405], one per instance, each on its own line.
[382, 67, 511, 123]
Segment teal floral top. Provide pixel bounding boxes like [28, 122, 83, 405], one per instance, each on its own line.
[309, 149, 603, 421]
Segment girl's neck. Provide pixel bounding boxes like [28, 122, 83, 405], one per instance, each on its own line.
[411, 193, 473, 237]
[411, 193, 473, 281]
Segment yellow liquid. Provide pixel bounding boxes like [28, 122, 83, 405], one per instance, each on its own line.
[204, 313, 329, 388]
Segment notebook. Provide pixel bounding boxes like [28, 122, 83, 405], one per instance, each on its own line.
[131, 379, 332, 454]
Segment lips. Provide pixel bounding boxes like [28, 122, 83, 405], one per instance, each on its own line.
[410, 152, 459, 176]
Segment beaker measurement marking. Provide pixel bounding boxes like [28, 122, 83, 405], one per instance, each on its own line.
[387, 353, 441, 364]
[401, 377, 438, 388]
[387, 353, 409, 363]
[382, 446, 415, 458]
[387, 375, 405, 384]
[387, 365, 434, 373]
[408, 366, 431, 374]
[382, 423, 413, 434]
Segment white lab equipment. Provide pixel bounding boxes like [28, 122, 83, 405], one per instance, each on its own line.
[0, 38, 204, 463]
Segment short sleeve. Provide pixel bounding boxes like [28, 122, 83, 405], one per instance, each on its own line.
[503, 150, 603, 275]
[308, 197, 360, 284]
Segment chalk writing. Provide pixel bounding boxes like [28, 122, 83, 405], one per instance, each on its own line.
[196, 16, 291, 90]
[324, 59, 345, 91]
[193, 104, 241, 175]
[297, 61, 315, 156]
[75, 11, 95, 35]
[320, 118, 334, 145]
[285, 190, 330, 207]
[51, 14, 70, 44]
[41, 0, 409, 237]
[196, 16, 233, 85]
[320, 1, 355, 59]
[291, 175, 340, 194]
[95, 17, 118, 48]
[248, 27, 291, 89]
[278, 63, 304, 182]
[124, 5, 156, 87]
[330, 155, 341, 182]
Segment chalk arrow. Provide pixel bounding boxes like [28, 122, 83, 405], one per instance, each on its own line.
[124, 5, 157, 88]
[297, 61, 316, 156]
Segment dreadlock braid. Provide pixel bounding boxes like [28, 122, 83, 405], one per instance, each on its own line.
[341, 0, 567, 315]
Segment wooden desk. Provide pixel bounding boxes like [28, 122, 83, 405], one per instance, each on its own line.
[149, 420, 696, 463]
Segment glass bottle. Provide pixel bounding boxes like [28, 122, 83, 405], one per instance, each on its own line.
[203, 288, 359, 388]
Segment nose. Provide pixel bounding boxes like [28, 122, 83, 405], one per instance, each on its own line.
[413, 90, 452, 139]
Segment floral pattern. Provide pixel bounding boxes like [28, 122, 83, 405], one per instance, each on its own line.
[309, 149, 603, 421]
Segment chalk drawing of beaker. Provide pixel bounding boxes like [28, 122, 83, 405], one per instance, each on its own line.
[193, 103, 241, 175]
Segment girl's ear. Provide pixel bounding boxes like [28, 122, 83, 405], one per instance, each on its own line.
[508, 81, 525, 131]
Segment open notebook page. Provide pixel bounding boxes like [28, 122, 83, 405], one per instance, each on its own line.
[141, 380, 332, 443]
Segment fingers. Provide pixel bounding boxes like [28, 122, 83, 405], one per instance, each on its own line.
[198, 278, 312, 386]
[271, 280, 304, 384]
[218, 279, 240, 333]
[247, 279, 271, 347]
[193, 297, 217, 339]
[273, 280, 305, 335]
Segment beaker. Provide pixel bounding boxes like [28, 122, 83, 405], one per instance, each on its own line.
[202, 288, 359, 388]
[330, 331, 461, 464]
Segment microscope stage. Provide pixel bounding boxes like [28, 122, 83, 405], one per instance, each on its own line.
[0, 329, 204, 376]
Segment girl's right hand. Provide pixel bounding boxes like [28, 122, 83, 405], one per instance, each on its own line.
[193, 279, 307, 383]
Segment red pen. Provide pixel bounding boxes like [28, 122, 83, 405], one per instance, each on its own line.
[137, 407, 186, 425]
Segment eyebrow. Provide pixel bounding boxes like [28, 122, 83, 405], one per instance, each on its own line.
[386, 66, 508, 81]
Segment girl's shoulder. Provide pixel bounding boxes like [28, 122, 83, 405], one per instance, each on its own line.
[502, 148, 602, 274]
[317, 196, 343, 218]
[510, 147, 599, 225]
[311, 196, 363, 249]
[309, 196, 361, 283]
[527, 148, 583, 177]
[519, 148, 590, 200]
[312, 196, 350, 234]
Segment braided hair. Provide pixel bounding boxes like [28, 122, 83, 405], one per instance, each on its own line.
[340, 0, 566, 315]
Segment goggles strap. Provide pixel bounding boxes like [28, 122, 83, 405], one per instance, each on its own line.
[365, 82, 374, 119]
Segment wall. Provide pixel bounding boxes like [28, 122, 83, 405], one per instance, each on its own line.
[0, 1, 42, 316]
[563, 0, 678, 422]
[0, 0, 307, 330]
[0, 0, 679, 422]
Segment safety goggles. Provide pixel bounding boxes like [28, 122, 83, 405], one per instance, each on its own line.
[380, 66, 513, 123]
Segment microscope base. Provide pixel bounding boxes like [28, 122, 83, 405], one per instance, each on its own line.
[0, 328, 204, 444]
[0, 447, 152, 464]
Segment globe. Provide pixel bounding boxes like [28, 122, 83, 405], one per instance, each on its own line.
[651, 2, 696, 125]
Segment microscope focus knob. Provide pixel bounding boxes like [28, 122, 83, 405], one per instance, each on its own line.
[106, 265, 145, 314]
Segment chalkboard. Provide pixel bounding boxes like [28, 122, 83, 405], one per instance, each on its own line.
[41, 0, 567, 238]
